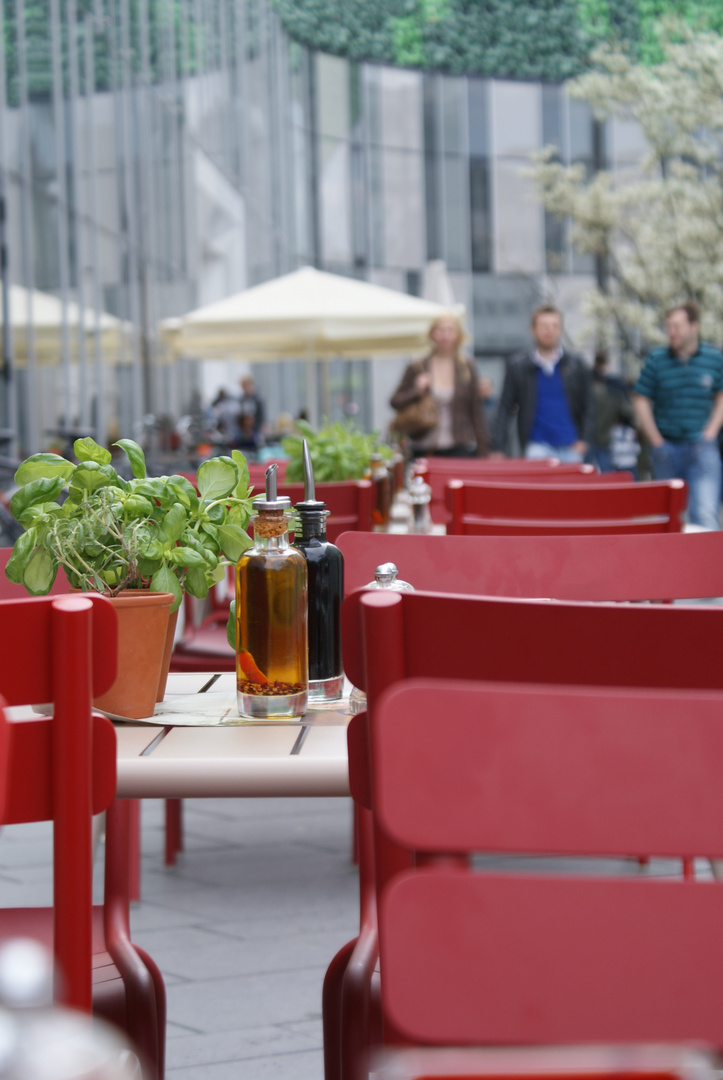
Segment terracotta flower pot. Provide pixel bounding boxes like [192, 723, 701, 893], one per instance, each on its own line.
[93, 590, 175, 719]
[156, 607, 179, 702]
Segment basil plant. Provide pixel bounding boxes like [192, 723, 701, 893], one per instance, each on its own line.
[4, 438, 254, 612]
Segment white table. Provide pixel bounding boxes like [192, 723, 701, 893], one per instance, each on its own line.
[113, 672, 352, 800]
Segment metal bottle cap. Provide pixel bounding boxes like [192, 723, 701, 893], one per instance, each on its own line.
[252, 463, 291, 512]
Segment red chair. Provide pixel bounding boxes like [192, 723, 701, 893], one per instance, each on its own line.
[338, 529, 723, 601]
[0, 594, 165, 1080]
[326, 589, 723, 1080]
[446, 478, 687, 534]
[417, 458, 630, 526]
[366, 678, 723, 1079]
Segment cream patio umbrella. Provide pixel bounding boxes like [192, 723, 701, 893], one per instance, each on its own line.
[160, 266, 463, 359]
[1, 283, 132, 454]
[2, 283, 127, 365]
[159, 266, 464, 421]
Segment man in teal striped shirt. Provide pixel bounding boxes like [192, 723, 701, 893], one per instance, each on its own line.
[633, 302, 723, 530]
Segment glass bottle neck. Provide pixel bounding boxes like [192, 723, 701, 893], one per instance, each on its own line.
[252, 508, 292, 550]
[255, 532, 290, 551]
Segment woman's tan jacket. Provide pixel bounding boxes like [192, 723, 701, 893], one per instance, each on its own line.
[390, 355, 490, 454]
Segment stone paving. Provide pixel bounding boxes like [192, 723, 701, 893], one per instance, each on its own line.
[0, 795, 358, 1080]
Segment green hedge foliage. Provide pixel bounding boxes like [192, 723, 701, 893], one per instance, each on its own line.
[5, 0, 723, 105]
[273, 0, 723, 79]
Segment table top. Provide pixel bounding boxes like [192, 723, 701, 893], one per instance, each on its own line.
[113, 672, 352, 799]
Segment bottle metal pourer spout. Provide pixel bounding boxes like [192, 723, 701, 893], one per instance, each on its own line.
[252, 463, 291, 513]
[303, 440, 316, 502]
[296, 440, 327, 516]
[266, 463, 277, 501]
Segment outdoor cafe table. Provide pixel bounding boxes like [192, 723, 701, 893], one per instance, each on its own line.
[112, 672, 352, 800]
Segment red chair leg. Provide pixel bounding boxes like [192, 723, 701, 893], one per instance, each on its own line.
[323, 937, 357, 1080]
[165, 799, 183, 866]
[128, 799, 141, 903]
[340, 924, 380, 1080]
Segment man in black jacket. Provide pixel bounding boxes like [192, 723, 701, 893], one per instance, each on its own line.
[491, 305, 593, 461]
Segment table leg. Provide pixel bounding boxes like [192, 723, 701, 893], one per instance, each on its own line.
[165, 799, 183, 866]
[128, 799, 141, 902]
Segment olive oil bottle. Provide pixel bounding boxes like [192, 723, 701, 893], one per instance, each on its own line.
[236, 464, 308, 719]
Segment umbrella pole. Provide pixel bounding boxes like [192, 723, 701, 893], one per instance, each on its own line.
[320, 359, 331, 423]
[305, 341, 318, 429]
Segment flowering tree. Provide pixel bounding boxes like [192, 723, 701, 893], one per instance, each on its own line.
[529, 27, 723, 368]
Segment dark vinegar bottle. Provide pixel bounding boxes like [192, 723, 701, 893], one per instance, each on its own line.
[293, 441, 345, 702]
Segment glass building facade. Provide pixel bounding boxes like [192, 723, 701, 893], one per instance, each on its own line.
[0, 0, 647, 456]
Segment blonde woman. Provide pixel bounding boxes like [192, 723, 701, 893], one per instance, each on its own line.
[390, 314, 490, 457]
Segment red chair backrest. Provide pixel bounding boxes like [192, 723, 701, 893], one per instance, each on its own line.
[446, 478, 687, 534]
[345, 589, 723, 700]
[343, 588, 723, 832]
[277, 480, 374, 542]
[337, 530, 723, 601]
[417, 458, 630, 525]
[374, 679, 723, 1047]
[0, 594, 118, 1013]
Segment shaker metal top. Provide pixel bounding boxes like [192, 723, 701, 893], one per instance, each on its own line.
[375, 562, 399, 585]
[364, 562, 414, 591]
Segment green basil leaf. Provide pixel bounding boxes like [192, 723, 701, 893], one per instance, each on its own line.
[184, 565, 211, 599]
[210, 563, 226, 583]
[130, 478, 166, 500]
[20, 503, 65, 525]
[226, 501, 252, 527]
[137, 555, 162, 577]
[217, 524, 253, 563]
[10, 477, 66, 520]
[160, 502, 187, 544]
[122, 494, 155, 519]
[23, 546, 56, 595]
[167, 474, 198, 497]
[150, 563, 183, 612]
[197, 458, 238, 502]
[166, 476, 200, 512]
[15, 454, 76, 486]
[5, 528, 37, 584]
[200, 522, 219, 541]
[73, 437, 112, 466]
[181, 533, 218, 568]
[68, 462, 118, 498]
[231, 450, 251, 498]
[167, 546, 207, 568]
[114, 438, 146, 479]
[207, 503, 225, 524]
[226, 599, 236, 650]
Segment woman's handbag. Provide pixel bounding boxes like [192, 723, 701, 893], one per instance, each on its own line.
[391, 392, 439, 440]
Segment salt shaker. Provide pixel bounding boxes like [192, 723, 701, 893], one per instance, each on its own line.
[348, 563, 414, 715]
